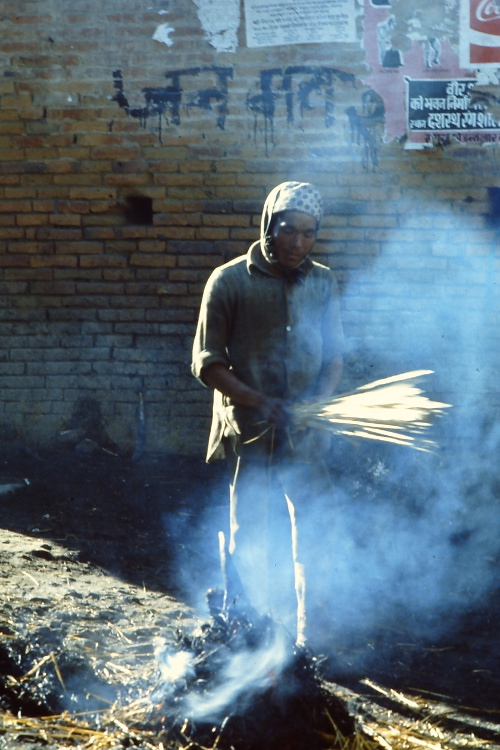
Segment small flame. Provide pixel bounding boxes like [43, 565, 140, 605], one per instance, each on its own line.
[158, 649, 194, 684]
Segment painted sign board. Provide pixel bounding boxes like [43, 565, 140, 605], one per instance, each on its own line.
[407, 78, 497, 133]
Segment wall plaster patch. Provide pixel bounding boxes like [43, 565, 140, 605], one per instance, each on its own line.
[193, 0, 241, 53]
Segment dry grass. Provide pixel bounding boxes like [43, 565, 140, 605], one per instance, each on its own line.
[2, 692, 498, 750]
[1, 630, 498, 750]
[291, 370, 451, 452]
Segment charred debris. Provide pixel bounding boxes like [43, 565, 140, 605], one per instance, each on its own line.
[155, 588, 356, 750]
[1, 578, 500, 750]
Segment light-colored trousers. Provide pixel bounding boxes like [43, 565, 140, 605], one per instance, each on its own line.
[224, 435, 334, 645]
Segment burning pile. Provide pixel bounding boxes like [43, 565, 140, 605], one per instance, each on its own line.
[153, 589, 355, 750]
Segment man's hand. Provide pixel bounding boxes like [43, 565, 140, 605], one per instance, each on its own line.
[257, 395, 290, 427]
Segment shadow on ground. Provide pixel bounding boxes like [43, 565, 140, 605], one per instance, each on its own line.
[0, 445, 227, 595]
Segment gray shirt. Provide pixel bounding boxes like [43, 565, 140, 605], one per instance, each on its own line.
[192, 242, 344, 460]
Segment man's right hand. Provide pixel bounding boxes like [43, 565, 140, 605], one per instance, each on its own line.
[257, 395, 290, 427]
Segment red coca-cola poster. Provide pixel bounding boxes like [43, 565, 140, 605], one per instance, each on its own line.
[461, 0, 500, 66]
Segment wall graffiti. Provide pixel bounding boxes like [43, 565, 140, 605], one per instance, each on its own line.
[245, 68, 280, 154]
[246, 66, 355, 154]
[112, 67, 233, 141]
[112, 65, 363, 157]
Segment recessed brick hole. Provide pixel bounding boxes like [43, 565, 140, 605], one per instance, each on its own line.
[124, 194, 154, 225]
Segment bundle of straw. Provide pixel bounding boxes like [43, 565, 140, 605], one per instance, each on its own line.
[291, 370, 451, 452]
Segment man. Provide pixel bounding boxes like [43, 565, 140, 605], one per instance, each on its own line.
[191, 181, 344, 645]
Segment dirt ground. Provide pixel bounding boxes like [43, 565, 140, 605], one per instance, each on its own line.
[0, 443, 499, 749]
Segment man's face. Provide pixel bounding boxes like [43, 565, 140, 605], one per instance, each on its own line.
[270, 211, 317, 269]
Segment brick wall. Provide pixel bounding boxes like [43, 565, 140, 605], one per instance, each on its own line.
[0, 1, 499, 456]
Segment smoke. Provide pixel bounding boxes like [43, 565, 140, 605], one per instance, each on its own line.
[186, 628, 288, 720]
[154, 622, 290, 723]
[302, 213, 500, 663]
[163, 213, 499, 681]
[304, 446, 499, 653]
[341, 221, 498, 404]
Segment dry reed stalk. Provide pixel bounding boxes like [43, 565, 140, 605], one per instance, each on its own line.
[0, 702, 161, 750]
[291, 370, 451, 452]
[1, 699, 494, 750]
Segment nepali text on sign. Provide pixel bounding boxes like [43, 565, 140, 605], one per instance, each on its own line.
[406, 78, 497, 132]
[244, 0, 356, 48]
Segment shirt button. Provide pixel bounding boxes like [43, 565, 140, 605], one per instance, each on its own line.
[286, 325, 292, 332]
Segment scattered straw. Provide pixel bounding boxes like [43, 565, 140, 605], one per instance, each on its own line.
[1, 682, 499, 750]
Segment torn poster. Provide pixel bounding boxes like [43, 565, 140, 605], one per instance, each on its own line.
[194, 0, 241, 53]
[244, 0, 357, 48]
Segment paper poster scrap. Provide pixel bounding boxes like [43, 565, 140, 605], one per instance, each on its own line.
[152, 23, 175, 47]
[244, 0, 357, 48]
[194, 0, 241, 53]
[460, 0, 500, 67]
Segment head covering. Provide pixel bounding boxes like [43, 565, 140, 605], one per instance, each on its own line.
[260, 181, 323, 248]
[260, 182, 324, 276]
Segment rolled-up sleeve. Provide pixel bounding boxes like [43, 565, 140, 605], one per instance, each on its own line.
[191, 269, 232, 385]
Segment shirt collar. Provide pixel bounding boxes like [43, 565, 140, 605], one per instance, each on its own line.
[247, 241, 314, 281]
[247, 241, 272, 274]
